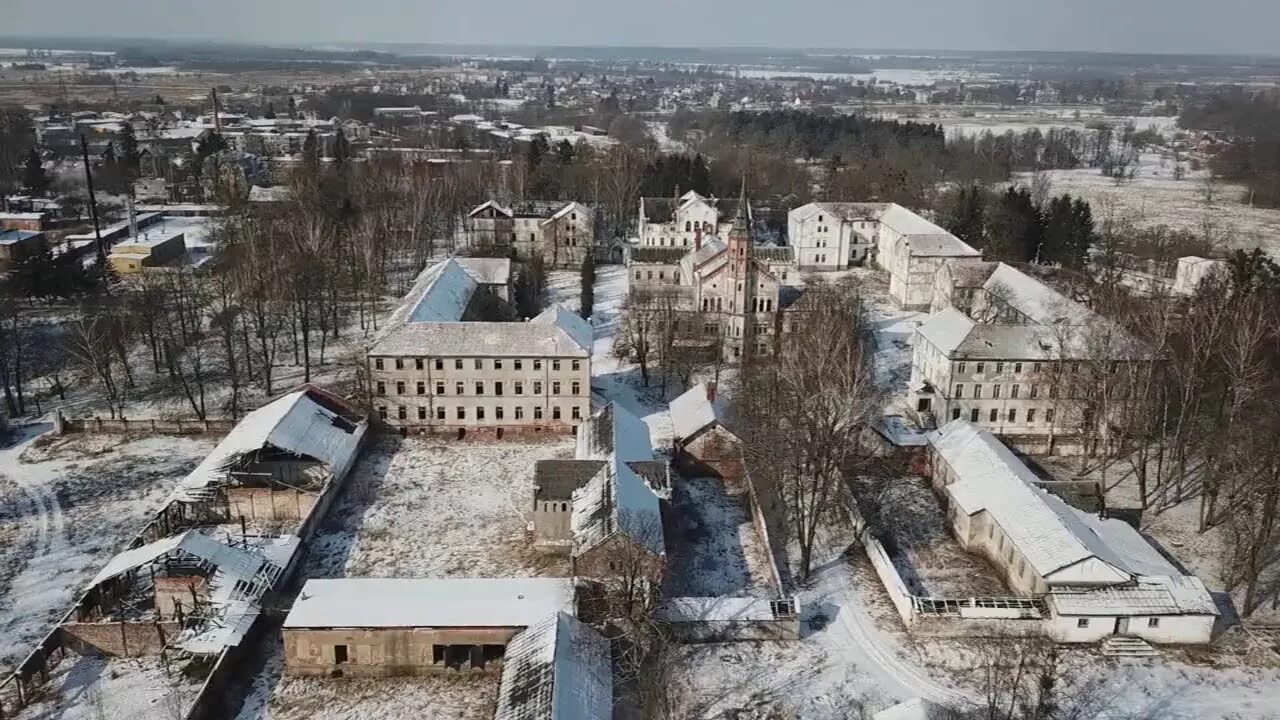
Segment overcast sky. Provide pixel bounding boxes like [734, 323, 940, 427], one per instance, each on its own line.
[5, 0, 1277, 55]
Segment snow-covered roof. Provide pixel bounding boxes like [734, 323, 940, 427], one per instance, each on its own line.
[791, 201, 885, 222]
[669, 382, 722, 442]
[407, 258, 478, 323]
[874, 698, 938, 720]
[177, 598, 261, 654]
[494, 612, 612, 720]
[878, 204, 951, 238]
[454, 256, 512, 287]
[531, 306, 593, 354]
[247, 185, 292, 203]
[172, 388, 366, 502]
[916, 307, 976, 357]
[983, 263, 1094, 327]
[916, 307, 1095, 361]
[370, 259, 590, 358]
[1047, 575, 1217, 616]
[468, 199, 514, 218]
[929, 421, 1215, 617]
[656, 596, 776, 623]
[283, 578, 575, 629]
[929, 420, 1130, 580]
[571, 404, 665, 557]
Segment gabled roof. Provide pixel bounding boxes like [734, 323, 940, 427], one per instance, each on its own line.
[406, 259, 478, 323]
[468, 200, 514, 218]
[172, 388, 366, 502]
[535, 460, 607, 501]
[571, 404, 665, 557]
[983, 263, 1093, 326]
[531, 306, 593, 354]
[495, 612, 612, 720]
[454, 257, 512, 287]
[669, 382, 723, 443]
[283, 578, 575, 629]
[928, 420, 1128, 580]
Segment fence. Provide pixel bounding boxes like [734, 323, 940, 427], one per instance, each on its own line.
[741, 465, 787, 596]
[57, 414, 239, 436]
[843, 490, 1047, 634]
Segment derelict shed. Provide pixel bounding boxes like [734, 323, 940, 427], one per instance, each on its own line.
[281, 578, 577, 678]
[63, 530, 298, 657]
[494, 612, 612, 720]
[167, 386, 367, 527]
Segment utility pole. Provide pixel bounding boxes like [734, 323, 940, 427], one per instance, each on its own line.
[80, 133, 106, 266]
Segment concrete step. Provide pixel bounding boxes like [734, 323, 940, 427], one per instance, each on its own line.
[1100, 635, 1159, 657]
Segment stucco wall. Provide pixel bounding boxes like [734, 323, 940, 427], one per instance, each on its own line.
[283, 626, 521, 677]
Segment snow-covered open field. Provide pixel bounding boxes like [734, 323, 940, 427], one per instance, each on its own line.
[0, 426, 216, 677]
[1019, 151, 1280, 255]
[307, 435, 576, 578]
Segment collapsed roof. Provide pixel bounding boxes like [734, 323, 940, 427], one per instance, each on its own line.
[571, 403, 666, 557]
[494, 612, 612, 720]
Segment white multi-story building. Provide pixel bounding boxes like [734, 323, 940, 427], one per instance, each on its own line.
[787, 202, 882, 269]
[871, 204, 980, 309]
[457, 200, 596, 268]
[367, 258, 592, 435]
[910, 260, 1146, 444]
[637, 191, 748, 248]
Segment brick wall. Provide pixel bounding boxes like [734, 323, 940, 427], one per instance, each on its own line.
[60, 620, 181, 657]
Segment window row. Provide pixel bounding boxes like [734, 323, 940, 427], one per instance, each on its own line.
[955, 360, 1122, 377]
[376, 380, 580, 396]
[373, 357, 581, 372]
[377, 404, 583, 422]
[950, 407, 1057, 424]
[952, 383, 1057, 400]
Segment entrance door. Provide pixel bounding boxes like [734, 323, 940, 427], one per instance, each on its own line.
[1114, 617, 1129, 635]
[333, 644, 349, 663]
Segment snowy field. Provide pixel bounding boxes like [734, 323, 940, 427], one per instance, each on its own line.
[307, 435, 576, 579]
[665, 475, 776, 598]
[0, 426, 216, 676]
[1017, 151, 1280, 255]
[12, 655, 203, 720]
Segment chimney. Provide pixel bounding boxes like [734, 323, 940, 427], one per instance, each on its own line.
[706, 382, 716, 402]
[694, 225, 703, 251]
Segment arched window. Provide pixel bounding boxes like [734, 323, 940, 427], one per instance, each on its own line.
[685, 220, 691, 231]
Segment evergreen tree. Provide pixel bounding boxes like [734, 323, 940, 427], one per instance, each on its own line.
[579, 252, 596, 320]
[264, 102, 276, 119]
[287, 96, 297, 119]
[943, 185, 988, 249]
[333, 128, 349, 164]
[22, 148, 47, 194]
[986, 188, 1043, 262]
[118, 123, 141, 182]
[302, 130, 320, 170]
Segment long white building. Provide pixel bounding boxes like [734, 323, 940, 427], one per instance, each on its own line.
[927, 420, 1217, 644]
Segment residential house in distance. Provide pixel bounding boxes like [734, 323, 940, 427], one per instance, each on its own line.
[0, 228, 47, 272]
[910, 261, 1146, 448]
[787, 202, 883, 269]
[926, 420, 1218, 644]
[637, 190, 749, 248]
[281, 577, 575, 676]
[0, 211, 48, 232]
[457, 200, 596, 268]
[106, 230, 186, 274]
[367, 258, 592, 435]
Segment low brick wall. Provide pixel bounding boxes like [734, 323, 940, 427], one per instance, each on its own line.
[61, 620, 181, 657]
[58, 415, 238, 436]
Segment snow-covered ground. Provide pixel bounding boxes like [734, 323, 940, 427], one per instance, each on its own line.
[306, 435, 575, 578]
[12, 655, 203, 720]
[0, 426, 216, 676]
[1017, 151, 1280, 255]
[665, 475, 775, 598]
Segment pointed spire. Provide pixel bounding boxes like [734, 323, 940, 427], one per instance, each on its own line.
[732, 176, 750, 230]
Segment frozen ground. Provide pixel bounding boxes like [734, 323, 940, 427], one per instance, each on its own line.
[0, 426, 216, 676]
[665, 475, 775, 598]
[12, 655, 203, 720]
[307, 435, 575, 578]
[865, 476, 1009, 597]
[1017, 151, 1280, 255]
[847, 267, 927, 418]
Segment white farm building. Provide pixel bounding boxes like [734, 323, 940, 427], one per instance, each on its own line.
[926, 420, 1218, 644]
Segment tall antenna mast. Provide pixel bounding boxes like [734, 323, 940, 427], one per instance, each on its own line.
[211, 87, 222, 132]
[80, 134, 105, 265]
